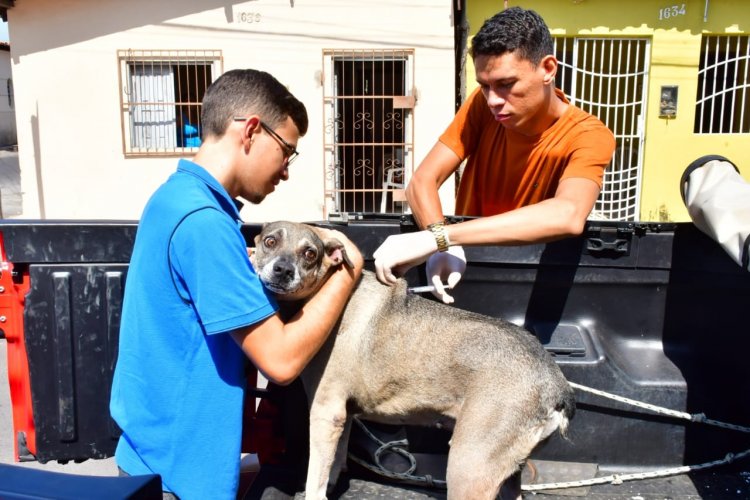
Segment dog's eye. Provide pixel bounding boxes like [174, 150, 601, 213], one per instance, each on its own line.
[264, 236, 277, 248]
[303, 248, 317, 261]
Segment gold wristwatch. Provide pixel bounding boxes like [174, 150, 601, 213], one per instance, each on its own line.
[427, 221, 450, 252]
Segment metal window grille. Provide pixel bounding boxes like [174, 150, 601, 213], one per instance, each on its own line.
[322, 49, 415, 216]
[118, 50, 223, 157]
[555, 37, 650, 221]
[695, 35, 750, 134]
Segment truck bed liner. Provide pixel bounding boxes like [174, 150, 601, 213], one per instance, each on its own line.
[244, 466, 750, 499]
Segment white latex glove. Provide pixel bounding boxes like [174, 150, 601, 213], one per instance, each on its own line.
[374, 230, 438, 285]
[425, 246, 466, 304]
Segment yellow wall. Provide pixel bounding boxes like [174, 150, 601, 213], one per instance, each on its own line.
[466, 0, 750, 221]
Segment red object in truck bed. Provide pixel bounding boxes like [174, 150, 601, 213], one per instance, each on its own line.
[0, 231, 34, 461]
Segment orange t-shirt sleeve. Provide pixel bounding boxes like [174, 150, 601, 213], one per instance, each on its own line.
[559, 119, 616, 188]
[438, 87, 488, 161]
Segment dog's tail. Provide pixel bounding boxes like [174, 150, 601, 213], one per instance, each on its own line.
[537, 383, 576, 444]
[555, 384, 576, 438]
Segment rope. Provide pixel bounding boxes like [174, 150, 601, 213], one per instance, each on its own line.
[348, 417, 447, 488]
[521, 382, 750, 492]
[522, 448, 750, 492]
[347, 383, 750, 493]
[568, 381, 750, 433]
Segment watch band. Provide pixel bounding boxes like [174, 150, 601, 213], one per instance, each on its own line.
[427, 221, 450, 252]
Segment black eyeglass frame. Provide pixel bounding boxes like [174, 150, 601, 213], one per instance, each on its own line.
[233, 117, 299, 164]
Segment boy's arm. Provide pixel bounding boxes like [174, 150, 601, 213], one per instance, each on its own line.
[406, 141, 462, 228]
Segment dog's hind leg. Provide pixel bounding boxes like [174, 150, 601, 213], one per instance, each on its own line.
[445, 398, 543, 500]
[305, 395, 348, 500]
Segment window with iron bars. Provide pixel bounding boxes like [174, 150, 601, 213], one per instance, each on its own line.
[323, 49, 415, 216]
[118, 50, 223, 157]
[695, 35, 750, 134]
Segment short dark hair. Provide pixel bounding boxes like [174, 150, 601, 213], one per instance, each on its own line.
[200, 69, 309, 140]
[470, 7, 554, 66]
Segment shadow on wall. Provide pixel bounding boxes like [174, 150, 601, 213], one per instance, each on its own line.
[8, 1, 291, 59]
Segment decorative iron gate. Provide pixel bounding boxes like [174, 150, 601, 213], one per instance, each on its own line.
[555, 38, 650, 221]
[695, 35, 750, 135]
[322, 49, 415, 216]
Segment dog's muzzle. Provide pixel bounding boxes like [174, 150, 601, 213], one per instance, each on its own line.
[259, 256, 302, 295]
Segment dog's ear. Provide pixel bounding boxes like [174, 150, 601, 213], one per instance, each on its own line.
[253, 222, 268, 247]
[310, 225, 355, 269]
[249, 223, 269, 270]
[323, 238, 354, 269]
[248, 246, 257, 270]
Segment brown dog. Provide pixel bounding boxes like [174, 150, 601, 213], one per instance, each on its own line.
[251, 221, 575, 500]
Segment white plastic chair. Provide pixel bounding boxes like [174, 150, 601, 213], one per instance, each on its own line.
[380, 167, 405, 213]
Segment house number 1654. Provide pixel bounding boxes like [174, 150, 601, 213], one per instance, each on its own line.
[658, 4, 686, 20]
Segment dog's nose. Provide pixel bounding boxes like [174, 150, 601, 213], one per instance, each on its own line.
[272, 259, 295, 281]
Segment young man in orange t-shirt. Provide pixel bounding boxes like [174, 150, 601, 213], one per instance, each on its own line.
[374, 7, 615, 303]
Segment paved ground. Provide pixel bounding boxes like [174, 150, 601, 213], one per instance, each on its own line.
[0, 146, 21, 218]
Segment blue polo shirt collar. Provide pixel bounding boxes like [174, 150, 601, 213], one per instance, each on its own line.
[176, 158, 245, 219]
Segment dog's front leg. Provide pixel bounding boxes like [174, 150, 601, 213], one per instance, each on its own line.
[305, 398, 348, 500]
[328, 415, 353, 485]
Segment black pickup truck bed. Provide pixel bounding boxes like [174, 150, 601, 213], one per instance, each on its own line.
[1, 216, 750, 499]
[247, 467, 750, 499]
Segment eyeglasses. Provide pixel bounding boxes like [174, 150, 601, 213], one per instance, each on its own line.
[260, 122, 299, 164]
[234, 117, 299, 164]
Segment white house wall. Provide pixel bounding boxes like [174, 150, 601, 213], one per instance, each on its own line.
[8, 0, 456, 221]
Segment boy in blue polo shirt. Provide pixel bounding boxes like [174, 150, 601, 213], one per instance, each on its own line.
[110, 69, 363, 500]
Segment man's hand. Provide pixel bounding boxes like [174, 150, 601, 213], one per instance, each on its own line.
[425, 246, 466, 304]
[374, 230, 438, 285]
